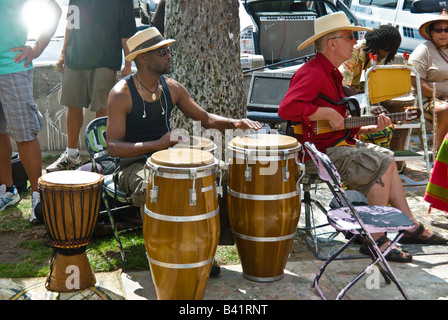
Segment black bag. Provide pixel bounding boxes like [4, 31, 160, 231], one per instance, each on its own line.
[11, 152, 29, 193]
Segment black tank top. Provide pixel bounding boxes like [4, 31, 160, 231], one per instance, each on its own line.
[124, 74, 174, 144]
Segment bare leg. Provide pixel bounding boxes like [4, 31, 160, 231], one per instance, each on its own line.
[66, 107, 84, 149]
[0, 133, 13, 187]
[368, 160, 436, 242]
[16, 138, 42, 193]
[95, 108, 107, 118]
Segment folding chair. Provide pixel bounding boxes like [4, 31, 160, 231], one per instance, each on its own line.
[85, 116, 134, 266]
[364, 59, 431, 185]
[304, 142, 414, 300]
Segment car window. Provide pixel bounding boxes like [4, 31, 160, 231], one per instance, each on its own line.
[359, 0, 398, 9]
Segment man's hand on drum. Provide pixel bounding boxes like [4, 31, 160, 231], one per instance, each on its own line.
[234, 118, 263, 130]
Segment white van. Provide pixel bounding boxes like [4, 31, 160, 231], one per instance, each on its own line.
[344, 0, 442, 53]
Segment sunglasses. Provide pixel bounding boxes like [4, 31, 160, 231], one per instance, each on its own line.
[433, 28, 448, 34]
[330, 35, 355, 41]
[149, 47, 171, 57]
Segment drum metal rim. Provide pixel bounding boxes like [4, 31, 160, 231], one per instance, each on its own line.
[232, 230, 296, 242]
[147, 158, 218, 172]
[227, 144, 301, 157]
[148, 168, 216, 180]
[147, 255, 214, 269]
[242, 273, 284, 282]
[144, 206, 219, 222]
[228, 152, 299, 162]
[227, 188, 299, 201]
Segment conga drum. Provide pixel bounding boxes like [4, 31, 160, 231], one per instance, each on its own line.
[227, 134, 301, 282]
[144, 148, 220, 300]
[38, 171, 103, 292]
[173, 136, 218, 154]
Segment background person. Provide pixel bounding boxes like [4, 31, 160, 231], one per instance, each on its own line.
[46, 0, 137, 172]
[0, 0, 61, 223]
[409, 11, 448, 151]
[278, 12, 446, 262]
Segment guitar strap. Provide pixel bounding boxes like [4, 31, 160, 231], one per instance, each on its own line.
[317, 94, 359, 147]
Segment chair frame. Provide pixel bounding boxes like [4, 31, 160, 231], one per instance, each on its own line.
[304, 142, 414, 300]
[84, 116, 130, 266]
[364, 63, 431, 184]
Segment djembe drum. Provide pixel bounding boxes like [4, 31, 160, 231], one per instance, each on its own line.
[227, 134, 302, 282]
[144, 148, 220, 300]
[38, 171, 103, 292]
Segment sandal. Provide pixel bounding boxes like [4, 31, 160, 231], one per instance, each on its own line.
[359, 235, 412, 263]
[398, 222, 447, 245]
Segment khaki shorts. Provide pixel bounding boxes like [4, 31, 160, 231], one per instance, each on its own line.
[305, 140, 394, 196]
[60, 67, 116, 112]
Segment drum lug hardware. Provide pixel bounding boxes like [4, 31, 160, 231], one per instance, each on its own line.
[150, 186, 159, 203]
[189, 169, 197, 206]
[150, 168, 159, 202]
[245, 151, 252, 182]
[282, 166, 290, 182]
[282, 151, 290, 182]
[216, 168, 223, 197]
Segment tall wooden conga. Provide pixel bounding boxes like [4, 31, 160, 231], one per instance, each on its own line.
[144, 148, 220, 300]
[227, 134, 301, 282]
[38, 171, 103, 292]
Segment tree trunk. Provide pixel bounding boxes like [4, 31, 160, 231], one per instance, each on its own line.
[165, 0, 245, 133]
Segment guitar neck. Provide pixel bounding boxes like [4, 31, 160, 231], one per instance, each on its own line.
[344, 112, 408, 129]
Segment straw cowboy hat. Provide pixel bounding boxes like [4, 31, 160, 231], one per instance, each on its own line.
[418, 10, 448, 40]
[297, 12, 371, 51]
[125, 27, 175, 61]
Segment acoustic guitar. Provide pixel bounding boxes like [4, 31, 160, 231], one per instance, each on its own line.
[293, 108, 421, 135]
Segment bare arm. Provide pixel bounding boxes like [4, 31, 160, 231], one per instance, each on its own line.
[121, 38, 133, 77]
[12, 0, 62, 67]
[170, 79, 262, 131]
[411, 75, 446, 100]
[106, 80, 180, 158]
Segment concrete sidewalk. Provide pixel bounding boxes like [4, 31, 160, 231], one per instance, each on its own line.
[2, 159, 448, 301]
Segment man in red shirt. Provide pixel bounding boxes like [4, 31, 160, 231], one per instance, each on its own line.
[279, 12, 446, 261]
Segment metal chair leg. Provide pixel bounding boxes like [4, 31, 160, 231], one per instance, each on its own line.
[102, 190, 127, 266]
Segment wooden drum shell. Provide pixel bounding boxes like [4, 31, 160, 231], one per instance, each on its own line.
[227, 134, 301, 282]
[144, 149, 220, 300]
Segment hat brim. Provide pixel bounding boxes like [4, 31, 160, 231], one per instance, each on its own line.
[297, 25, 372, 51]
[125, 39, 176, 61]
[419, 15, 448, 40]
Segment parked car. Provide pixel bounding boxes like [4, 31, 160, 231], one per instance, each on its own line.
[240, 0, 363, 70]
[343, 0, 443, 53]
[133, 0, 140, 16]
[138, 0, 161, 24]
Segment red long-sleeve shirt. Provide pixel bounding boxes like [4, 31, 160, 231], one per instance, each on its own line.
[278, 53, 358, 160]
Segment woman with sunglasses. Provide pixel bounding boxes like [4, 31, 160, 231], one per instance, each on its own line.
[409, 11, 448, 151]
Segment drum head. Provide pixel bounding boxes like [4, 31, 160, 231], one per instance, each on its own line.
[173, 136, 215, 151]
[150, 149, 215, 167]
[40, 170, 103, 185]
[230, 134, 298, 150]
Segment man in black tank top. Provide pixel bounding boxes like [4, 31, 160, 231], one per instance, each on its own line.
[106, 27, 262, 274]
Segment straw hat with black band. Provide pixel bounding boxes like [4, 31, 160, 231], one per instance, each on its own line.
[125, 27, 175, 62]
[418, 10, 448, 40]
[297, 12, 371, 51]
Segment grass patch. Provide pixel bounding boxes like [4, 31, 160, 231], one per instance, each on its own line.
[0, 188, 240, 278]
